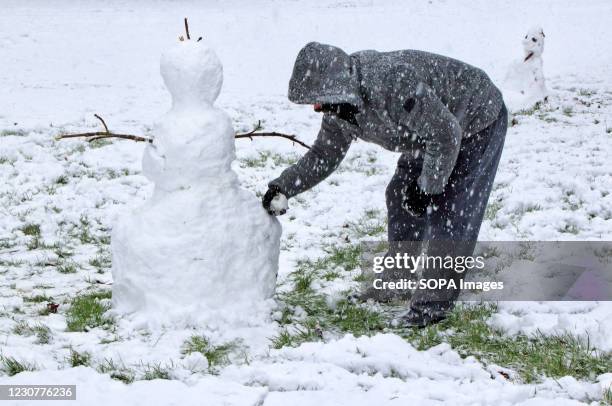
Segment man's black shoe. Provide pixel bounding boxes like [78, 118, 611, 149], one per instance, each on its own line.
[399, 307, 447, 328]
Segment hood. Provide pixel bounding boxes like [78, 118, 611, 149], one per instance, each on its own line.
[288, 42, 363, 109]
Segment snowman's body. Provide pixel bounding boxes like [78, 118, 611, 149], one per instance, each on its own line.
[111, 41, 281, 324]
[503, 26, 548, 110]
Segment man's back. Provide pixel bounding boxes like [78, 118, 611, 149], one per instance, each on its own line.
[353, 48, 504, 135]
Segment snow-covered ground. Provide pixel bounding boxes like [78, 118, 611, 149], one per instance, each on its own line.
[0, 0, 611, 404]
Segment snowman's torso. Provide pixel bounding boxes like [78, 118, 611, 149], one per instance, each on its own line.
[505, 57, 546, 94]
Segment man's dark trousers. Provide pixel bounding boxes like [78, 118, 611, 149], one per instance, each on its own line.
[385, 104, 508, 314]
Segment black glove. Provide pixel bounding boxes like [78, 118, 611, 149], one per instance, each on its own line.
[314, 103, 359, 126]
[262, 185, 288, 216]
[403, 183, 433, 217]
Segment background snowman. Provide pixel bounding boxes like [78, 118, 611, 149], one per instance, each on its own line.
[503, 26, 548, 110]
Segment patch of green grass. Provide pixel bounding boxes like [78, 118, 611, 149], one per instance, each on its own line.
[97, 359, 135, 384]
[560, 223, 580, 235]
[54, 244, 74, 259]
[577, 88, 595, 97]
[271, 299, 385, 349]
[0, 258, 17, 267]
[25, 236, 57, 251]
[514, 102, 542, 116]
[57, 259, 78, 274]
[323, 269, 342, 281]
[273, 242, 388, 349]
[181, 335, 238, 372]
[12, 321, 31, 335]
[278, 288, 329, 321]
[332, 245, 361, 270]
[537, 113, 558, 123]
[54, 175, 69, 185]
[562, 191, 583, 211]
[11, 321, 51, 343]
[349, 209, 387, 237]
[270, 329, 295, 349]
[364, 167, 381, 176]
[484, 200, 503, 221]
[270, 326, 320, 349]
[65, 290, 113, 332]
[96, 234, 111, 246]
[21, 223, 41, 236]
[111, 370, 135, 384]
[602, 386, 612, 405]
[401, 304, 612, 383]
[1, 129, 27, 137]
[274, 286, 386, 349]
[0, 237, 17, 249]
[0, 156, 16, 165]
[353, 272, 368, 282]
[523, 203, 542, 213]
[68, 349, 91, 367]
[142, 363, 171, 380]
[23, 294, 52, 303]
[277, 307, 294, 326]
[293, 271, 315, 293]
[563, 106, 574, 117]
[26, 236, 42, 250]
[74, 216, 95, 244]
[289, 244, 362, 289]
[330, 299, 386, 336]
[70, 144, 87, 154]
[0, 356, 36, 376]
[89, 253, 111, 270]
[33, 324, 52, 344]
[90, 139, 113, 149]
[240, 151, 299, 168]
[317, 244, 362, 272]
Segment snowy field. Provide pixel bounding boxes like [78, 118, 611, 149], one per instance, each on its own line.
[1, 0, 611, 404]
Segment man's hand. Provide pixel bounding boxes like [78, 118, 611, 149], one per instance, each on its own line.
[263, 185, 289, 216]
[403, 183, 433, 217]
[314, 103, 359, 126]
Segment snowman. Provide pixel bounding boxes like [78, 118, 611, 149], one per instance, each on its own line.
[111, 37, 281, 324]
[503, 26, 548, 110]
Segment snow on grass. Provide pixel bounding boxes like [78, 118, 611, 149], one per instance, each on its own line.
[1, 85, 611, 403]
[1, 0, 612, 404]
[1, 76, 611, 406]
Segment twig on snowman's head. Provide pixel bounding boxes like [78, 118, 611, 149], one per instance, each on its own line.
[184, 17, 191, 40]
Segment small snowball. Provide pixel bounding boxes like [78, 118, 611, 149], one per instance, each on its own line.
[270, 193, 289, 213]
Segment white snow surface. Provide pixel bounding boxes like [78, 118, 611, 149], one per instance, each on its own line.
[112, 40, 281, 325]
[0, 0, 611, 404]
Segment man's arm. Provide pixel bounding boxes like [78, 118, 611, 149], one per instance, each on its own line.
[389, 68, 462, 195]
[269, 114, 353, 198]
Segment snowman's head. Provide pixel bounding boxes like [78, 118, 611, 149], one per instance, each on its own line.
[160, 41, 223, 108]
[522, 26, 545, 58]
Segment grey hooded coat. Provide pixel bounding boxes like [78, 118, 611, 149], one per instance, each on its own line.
[269, 42, 504, 196]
